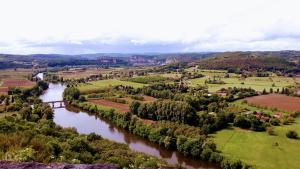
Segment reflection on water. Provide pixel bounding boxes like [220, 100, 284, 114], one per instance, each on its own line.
[39, 77, 218, 169]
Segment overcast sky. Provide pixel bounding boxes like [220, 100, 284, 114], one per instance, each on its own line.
[0, 0, 300, 54]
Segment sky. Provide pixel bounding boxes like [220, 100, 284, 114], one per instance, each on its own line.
[0, 0, 300, 54]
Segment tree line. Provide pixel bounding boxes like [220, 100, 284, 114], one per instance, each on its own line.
[69, 100, 251, 169]
[130, 100, 197, 125]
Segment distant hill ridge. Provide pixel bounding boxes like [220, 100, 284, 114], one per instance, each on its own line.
[0, 51, 300, 69]
[192, 51, 300, 73]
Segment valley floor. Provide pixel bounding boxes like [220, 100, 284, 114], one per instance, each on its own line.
[211, 117, 300, 169]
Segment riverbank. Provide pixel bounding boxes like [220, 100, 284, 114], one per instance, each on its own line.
[0, 161, 118, 169]
[44, 82, 219, 169]
[0, 111, 168, 168]
[68, 99, 251, 169]
[38, 69, 246, 169]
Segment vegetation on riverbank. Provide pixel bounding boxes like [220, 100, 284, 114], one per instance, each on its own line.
[2, 62, 300, 169]
[62, 69, 300, 169]
[0, 85, 168, 168]
[65, 83, 253, 169]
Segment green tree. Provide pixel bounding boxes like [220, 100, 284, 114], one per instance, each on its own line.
[63, 87, 80, 101]
[233, 115, 251, 129]
[20, 106, 32, 120]
[129, 101, 141, 115]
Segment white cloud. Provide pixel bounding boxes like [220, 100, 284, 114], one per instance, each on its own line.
[0, 0, 299, 54]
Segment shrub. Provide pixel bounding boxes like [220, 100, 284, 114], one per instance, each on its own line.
[63, 87, 80, 101]
[286, 130, 298, 139]
[200, 147, 212, 160]
[267, 127, 275, 135]
[68, 138, 94, 153]
[105, 97, 127, 104]
[233, 115, 251, 129]
[87, 132, 102, 141]
[221, 159, 251, 169]
[249, 116, 266, 131]
[269, 118, 280, 126]
[209, 152, 223, 163]
[6, 147, 37, 162]
[46, 141, 62, 157]
[130, 95, 144, 101]
[79, 96, 86, 102]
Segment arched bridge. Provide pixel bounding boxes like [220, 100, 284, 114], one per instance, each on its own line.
[44, 100, 65, 108]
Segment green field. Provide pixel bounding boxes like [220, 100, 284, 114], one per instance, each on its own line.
[78, 79, 146, 92]
[211, 118, 300, 169]
[186, 68, 229, 76]
[190, 76, 299, 92]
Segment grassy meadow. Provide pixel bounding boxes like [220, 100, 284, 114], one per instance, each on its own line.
[190, 76, 299, 92]
[77, 79, 146, 93]
[211, 117, 300, 169]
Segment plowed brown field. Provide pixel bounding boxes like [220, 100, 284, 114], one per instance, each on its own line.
[2, 79, 35, 88]
[0, 88, 8, 95]
[244, 94, 300, 112]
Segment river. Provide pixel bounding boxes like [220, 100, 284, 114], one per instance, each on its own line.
[38, 73, 218, 169]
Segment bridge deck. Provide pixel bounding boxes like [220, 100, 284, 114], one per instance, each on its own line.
[44, 101, 65, 109]
[44, 100, 64, 103]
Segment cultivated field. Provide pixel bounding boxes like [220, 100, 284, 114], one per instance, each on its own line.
[160, 73, 182, 79]
[232, 100, 279, 115]
[89, 99, 129, 113]
[244, 94, 300, 112]
[0, 79, 35, 95]
[55, 68, 113, 80]
[0, 88, 8, 95]
[191, 76, 299, 92]
[0, 69, 34, 79]
[78, 79, 146, 93]
[122, 95, 157, 103]
[212, 117, 300, 169]
[0, 69, 36, 94]
[1, 79, 35, 88]
[88, 96, 156, 113]
[186, 68, 229, 77]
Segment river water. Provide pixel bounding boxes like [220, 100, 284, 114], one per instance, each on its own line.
[38, 73, 218, 169]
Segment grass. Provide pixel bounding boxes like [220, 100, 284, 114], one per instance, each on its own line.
[186, 68, 232, 77]
[0, 112, 18, 119]
[190, 76, 298, 92]
[78, 79, 146, 92]
[211, 118, 300, 169]
[160, 73, 182, 79]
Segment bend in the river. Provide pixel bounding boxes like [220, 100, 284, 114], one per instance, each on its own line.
[38, 73, 218, 169]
